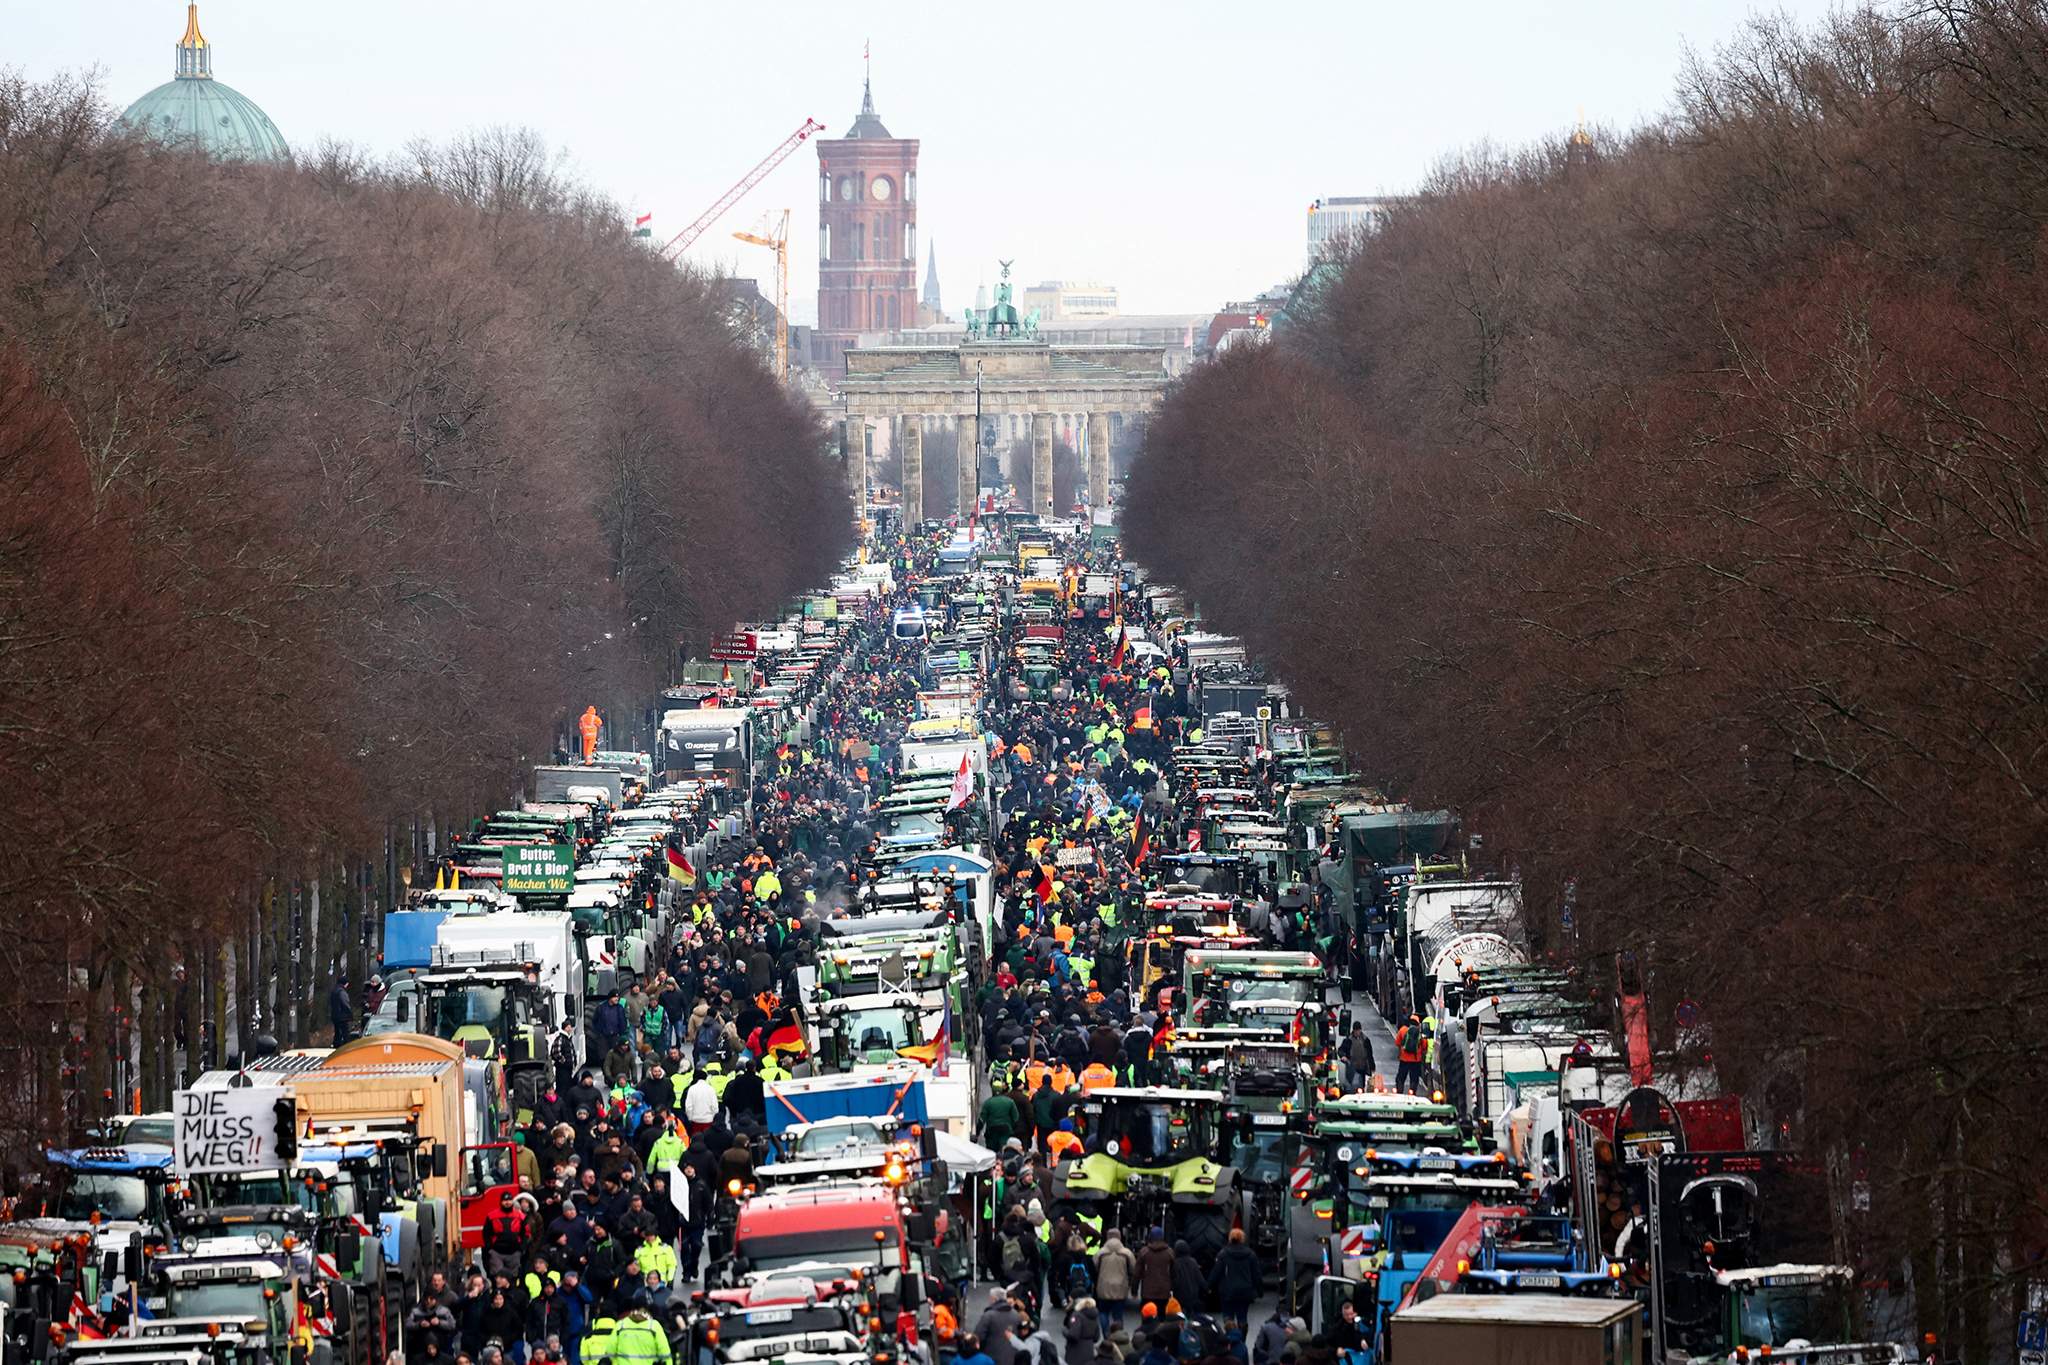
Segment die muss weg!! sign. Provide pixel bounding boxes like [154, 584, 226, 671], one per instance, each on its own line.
[174, 1085, 290, 1177]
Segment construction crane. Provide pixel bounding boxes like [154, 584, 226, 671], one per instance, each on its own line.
[660, 118, 824, 260]
[733, 209, 791, 381]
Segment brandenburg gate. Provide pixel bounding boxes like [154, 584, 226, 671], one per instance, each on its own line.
[839, 265, 1169, 522]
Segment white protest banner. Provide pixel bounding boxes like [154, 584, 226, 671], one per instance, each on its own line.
[174, 1084, 289, 1177]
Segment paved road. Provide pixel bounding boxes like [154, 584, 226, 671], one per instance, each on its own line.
[1330, 981, 1401, 1083]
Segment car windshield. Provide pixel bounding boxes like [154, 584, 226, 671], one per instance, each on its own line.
[168, 1280, 274, 1320]
[1226, 977, 1317, 1004]
[1099, 1100, 1211, 1165]
[55, 1173, 148, 1221]
[1734, 1282, 1849, 1347]
[1166, 864, 1238, 896]
[838, 1007, 917, 1053]
[793, 1121, 890, 1155]
[120, 1117, 176, 1146]
[204, 1171, 293, 1206]
[1230, 1130, 1290, 1181]
[1372, 1188, 1483, 1219]
[739, 1228, 899, 1274]
[430, 984, 509, 1034]
[884, 812, 947, 839]
[1385, 1208, 1464, 1255]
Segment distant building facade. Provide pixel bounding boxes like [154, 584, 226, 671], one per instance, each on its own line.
[1021, 280, 1119, 320]
[1306, 195, 1402, 263]
[813, 79, 919, 370]
[866, 312, 1210, 397]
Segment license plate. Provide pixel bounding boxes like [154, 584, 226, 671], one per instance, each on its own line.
[1418, 1157, 1455, 1171]
[1251, 1114, 1287, 1127]
[1365, 1195, 1389, 1208]
[1518, 1273, 1562, 1289]
[746, 1309, 794, 1325]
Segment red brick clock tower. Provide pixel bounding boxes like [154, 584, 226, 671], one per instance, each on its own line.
[815, 78, 919, 370]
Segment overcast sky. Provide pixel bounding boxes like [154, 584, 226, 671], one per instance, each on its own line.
[18, 0, 1839, 324]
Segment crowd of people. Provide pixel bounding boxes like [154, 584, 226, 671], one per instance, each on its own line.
[388, 528, 1388, 1365]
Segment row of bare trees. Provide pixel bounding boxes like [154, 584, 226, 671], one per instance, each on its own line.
[0, 78, 851, 1164]
[1124, 3, 2048, 1350]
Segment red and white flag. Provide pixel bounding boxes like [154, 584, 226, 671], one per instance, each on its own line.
[945, 752, 972, 811]
[633, 212, 653, 227]
[1187, 828, 1202, 851]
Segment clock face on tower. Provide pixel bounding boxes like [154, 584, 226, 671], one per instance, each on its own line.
[837, 175, 857, 202]
[871, 176, 893, 201]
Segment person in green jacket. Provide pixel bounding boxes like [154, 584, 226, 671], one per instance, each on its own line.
[640, 1000, 667, 1051]
[980, 1085, 1023, 1149]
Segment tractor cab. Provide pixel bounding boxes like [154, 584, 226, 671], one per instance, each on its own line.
[1050, 1088, 1239, 1256]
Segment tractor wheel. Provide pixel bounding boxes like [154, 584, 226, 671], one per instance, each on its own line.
[389, 1281, 411, 1360]
[352, 1291, 373, 1365]
[1175, 1205, 1231, 1259]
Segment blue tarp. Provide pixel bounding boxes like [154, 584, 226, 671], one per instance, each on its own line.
[893, 850, 991, 921]
[381, 910, 448, 970]
[764, 1075, 929, 1136]
[893, 851, 991, 875]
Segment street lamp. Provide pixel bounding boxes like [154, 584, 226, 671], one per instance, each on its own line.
[972, 358, 983, 518]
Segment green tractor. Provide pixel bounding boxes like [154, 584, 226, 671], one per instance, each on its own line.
[1050, 1088, 1238, 1257]
[1282, 1091, 1481, 1311]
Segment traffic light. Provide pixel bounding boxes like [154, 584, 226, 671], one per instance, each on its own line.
[273, 1097, 298, 1163]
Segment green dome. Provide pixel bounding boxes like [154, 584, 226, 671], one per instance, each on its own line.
[117, 4, 288, 163]
[120, 77, 289, 163]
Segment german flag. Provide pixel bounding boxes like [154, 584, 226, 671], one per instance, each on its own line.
[1033, 864, 1056, 906]
[898, 998, 952, 1073]
[763, 1019, 808, 1057]
[1110, 624, 1128, 671]
[1129, 805, 1149, 869]
[665, 846, 696, 886]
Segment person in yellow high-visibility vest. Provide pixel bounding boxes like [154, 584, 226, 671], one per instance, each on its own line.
[647, 1121, 686, 1174]
[582, 1309, 619, 1365]
[634, 1230, 678, 1286]
[607, 1303, 673, 1365]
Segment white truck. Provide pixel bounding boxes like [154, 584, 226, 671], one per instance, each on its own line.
[532, 764, 623, 805]
[658, 707, 756, 781]
[419, 909, 582, 1112]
